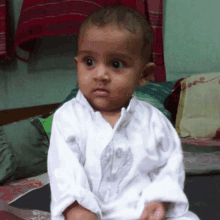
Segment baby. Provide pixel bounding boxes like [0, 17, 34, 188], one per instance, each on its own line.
[47, 5, 200, 220]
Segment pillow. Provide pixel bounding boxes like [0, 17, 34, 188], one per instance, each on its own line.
[176, 72, 220, 139]
[163, 78, 186, 125]
[38, 87, 79, 140]
[0, 118, 49, 185]
[38, 115, 53, 140]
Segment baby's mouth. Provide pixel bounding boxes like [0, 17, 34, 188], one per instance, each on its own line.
[93, 89, 110, 96]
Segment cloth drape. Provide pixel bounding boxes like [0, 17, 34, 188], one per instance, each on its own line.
[0, 0, 11, 62]
[145, 0, 165, 82]
[13, 0, 145, 62]
[13, 0, 166, 82]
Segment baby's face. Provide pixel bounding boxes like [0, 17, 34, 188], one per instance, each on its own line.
[74, 25, 146, 114]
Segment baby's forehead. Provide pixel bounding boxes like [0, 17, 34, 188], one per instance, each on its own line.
[77, 23, 145, 58]
[81, 21, 140, 36]
[80, 25, 142, 46]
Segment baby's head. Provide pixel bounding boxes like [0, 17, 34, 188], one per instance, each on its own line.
[74, 5, 155, 114]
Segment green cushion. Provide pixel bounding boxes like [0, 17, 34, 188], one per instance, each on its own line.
[38, 115, 53, 140]
[0, 118, 49, 185]
[38, 82, 177, 140]
[38, 87, 79, 140]
[134, 81, 176, 121]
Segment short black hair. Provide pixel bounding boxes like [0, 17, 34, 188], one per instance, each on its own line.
[77, 5, 153, 63]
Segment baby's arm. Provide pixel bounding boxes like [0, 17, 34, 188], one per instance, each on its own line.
[48, 111, 102, 220]
[63, 201, 99, 220]
[139, 110, 189, 218]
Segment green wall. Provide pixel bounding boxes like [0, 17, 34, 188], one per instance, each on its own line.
[1, 0, 220, 110]
[164, 0, 220, 81]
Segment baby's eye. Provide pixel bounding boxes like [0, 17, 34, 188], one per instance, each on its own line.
[83, 57, 95, 67]
[82, 57, 126, 69]
[111, 60, 126, 69]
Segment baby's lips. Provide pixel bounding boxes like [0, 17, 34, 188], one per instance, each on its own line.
[93, 87, 110, 93]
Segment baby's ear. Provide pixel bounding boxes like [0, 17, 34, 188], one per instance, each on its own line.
[138, 75, 151, 87]
[74, 57, 78, 67]
[138, 62, 155, 87]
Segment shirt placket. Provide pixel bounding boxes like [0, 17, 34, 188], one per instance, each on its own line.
[98, 113, 133, 203]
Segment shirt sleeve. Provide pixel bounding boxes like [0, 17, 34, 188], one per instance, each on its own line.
[47, 110, 102, 220]
[140, 110, 189, 218]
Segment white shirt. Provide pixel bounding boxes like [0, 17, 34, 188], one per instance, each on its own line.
[47, 90, 189, 220]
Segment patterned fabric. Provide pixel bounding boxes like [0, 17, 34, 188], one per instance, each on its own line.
[13, 0, 145, 62]
[0, 0, 11, 61]
[145, 0, 165, 82]
[13, 0, 166, 82]
[0, 173, 50, 219]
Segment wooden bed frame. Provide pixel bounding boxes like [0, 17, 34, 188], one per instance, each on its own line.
[0, 103, 61, 126]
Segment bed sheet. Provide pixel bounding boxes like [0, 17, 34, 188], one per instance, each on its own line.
[0, 173, 50, 219]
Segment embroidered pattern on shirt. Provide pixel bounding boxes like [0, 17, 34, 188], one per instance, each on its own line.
[98, 141, 133, 203]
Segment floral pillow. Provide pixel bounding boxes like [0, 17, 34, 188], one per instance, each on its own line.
[176, 72, 220, 139]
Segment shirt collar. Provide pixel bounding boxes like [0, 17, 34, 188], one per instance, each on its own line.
[75, 89, 138, 116]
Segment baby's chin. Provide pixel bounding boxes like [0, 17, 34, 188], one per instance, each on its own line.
[93, 106, 120, 113]
[91, 103, 123, 114]
[86, 95, 131, 113]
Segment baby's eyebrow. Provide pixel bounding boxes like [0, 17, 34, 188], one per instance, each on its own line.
[78, 50, 133, 61]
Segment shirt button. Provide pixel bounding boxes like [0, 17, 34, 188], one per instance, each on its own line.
[112, 173, 117, 181]
[115, 148, 123, 158]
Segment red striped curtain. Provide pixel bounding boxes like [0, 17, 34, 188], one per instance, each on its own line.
[12, 0, 166, 81]
[145, 0, 165, 82]
[0, 0, 11, 62]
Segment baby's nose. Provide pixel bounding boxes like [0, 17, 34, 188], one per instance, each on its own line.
[95, 66, 110, 79]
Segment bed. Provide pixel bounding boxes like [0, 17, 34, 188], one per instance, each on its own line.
[0, 83, 220, 220]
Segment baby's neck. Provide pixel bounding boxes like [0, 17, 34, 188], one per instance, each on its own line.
[98, 111, 121, 128]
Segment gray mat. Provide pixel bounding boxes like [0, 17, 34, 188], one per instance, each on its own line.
[183, 143, 220, 175]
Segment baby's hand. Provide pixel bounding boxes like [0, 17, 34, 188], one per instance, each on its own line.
[138, 201, 165, 220]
